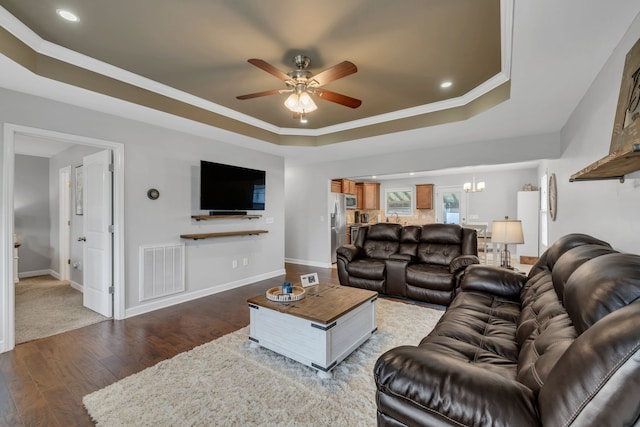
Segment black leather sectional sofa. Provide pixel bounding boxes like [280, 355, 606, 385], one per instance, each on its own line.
[337, 223, 479, 305]
[374, 233, 640, 426]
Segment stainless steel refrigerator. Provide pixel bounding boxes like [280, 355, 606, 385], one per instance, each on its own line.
[331, 192, 347, 263]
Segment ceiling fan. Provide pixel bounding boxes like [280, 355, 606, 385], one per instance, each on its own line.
[236, 54, 362, 122]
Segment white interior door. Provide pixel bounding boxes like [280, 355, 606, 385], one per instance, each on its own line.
[81, 150, 113, 317]
[435, 185, 467, 224]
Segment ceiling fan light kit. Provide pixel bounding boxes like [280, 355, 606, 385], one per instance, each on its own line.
[237, 54, 361, 122]
[284, 91, 317, 114]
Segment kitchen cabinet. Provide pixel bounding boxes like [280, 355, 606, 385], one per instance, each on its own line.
[357, 182, 380, 210]
[331, 178, 356, 194]
[415, 184, 433, 209]
[342, 179, 356, 195]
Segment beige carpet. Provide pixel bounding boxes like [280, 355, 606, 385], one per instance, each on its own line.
[15, 275, 109, 344]
[83, 298, 443, 426]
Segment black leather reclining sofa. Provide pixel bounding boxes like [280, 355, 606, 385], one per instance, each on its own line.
[374, 233, 640, 426]
[337, 223, 479, 305]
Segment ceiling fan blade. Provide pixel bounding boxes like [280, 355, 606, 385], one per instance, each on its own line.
[311, 61, 358, 87]
[236, 89, 287, 100]
[314, 89, 362, 109]
[247, 59, 291, 81]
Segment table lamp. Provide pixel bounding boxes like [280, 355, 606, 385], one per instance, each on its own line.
[491, 216, 524, 269]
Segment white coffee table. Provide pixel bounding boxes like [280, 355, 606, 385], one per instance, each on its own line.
[247, 284, 377, 378]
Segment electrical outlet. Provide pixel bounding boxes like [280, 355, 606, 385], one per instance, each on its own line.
[232, 260, 238, 269]
[243, 257, 248, 266]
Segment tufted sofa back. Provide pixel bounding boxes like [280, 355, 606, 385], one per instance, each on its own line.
[514, 233, 640, 426]
[415, 224, 476, 265]
[361, 223, 403, 260]
[538, 253, 640, 426]
[516, 242, 617, 394]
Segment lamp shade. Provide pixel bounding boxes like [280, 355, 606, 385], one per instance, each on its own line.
[491, 218, 524, 244]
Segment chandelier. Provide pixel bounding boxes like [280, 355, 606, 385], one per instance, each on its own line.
[464, 176, 485, 193]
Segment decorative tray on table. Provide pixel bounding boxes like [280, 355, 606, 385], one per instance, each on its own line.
[266, 286, 306, 302]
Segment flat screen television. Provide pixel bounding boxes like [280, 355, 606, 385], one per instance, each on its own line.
[200, 160, 266, 211]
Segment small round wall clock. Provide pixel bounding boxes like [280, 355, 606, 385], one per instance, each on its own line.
[548, 173, 557, 221]
[147, 188, 160, 200]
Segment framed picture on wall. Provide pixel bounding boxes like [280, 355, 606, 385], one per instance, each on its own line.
[75, 165, 83, 215]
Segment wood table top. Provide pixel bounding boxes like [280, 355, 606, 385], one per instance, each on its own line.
[247, 284, 377, 324]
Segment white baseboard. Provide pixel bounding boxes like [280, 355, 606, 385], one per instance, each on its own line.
[285, 258, 332, 269]
[18, 269, 57, 279]
[69, 281, 83, 292]
[124, 268, 286, 319]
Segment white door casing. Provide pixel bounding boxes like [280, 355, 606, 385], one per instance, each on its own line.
[59, 166, 71, 281]
[1, 124, 124, 354]
[82, 150, 113, 317]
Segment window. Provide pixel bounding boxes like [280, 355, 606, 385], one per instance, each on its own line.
[385, 188, 413, 217]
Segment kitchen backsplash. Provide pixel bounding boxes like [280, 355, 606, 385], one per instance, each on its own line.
[347, 209, 436, 226]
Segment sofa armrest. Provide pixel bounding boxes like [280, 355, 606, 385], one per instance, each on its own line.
[449, 254, 480, 274]
[375, 346, 539, 427]
[336, 245, 362, 263]
[459, 265, 527, 299]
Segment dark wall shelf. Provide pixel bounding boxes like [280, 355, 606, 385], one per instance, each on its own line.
[192, 215, 262, 221]
[180, 230, 268, 240]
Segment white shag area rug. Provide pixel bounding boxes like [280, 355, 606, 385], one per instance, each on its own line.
[83, 298, 443, 426]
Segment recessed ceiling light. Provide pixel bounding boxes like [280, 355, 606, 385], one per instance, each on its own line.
[56, 9, 79, 22]
[440, 81, 452, 88]
[371, 175, 377, 179]
[409, 172, 415, 176]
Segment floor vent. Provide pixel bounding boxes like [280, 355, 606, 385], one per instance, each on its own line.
[139, 243, 185, 302]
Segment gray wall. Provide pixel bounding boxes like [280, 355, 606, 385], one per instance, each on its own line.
[539, 12, 640, 254]
[14, 154, 50, 274]
[0, 87, 286, 324]
[377, 168, 538, 227]
[285, 135, 558, 267]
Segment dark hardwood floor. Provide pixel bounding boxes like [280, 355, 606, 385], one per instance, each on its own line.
[0, 263, 339, 426]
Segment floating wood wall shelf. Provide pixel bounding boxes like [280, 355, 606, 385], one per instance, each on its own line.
[180, 230, 268, 240]
[570, 142, 640, 183]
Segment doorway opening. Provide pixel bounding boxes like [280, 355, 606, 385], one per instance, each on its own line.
[1, 124, 125, 353]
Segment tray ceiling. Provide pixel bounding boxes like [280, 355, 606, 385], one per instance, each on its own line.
[0, 0, 506, 143]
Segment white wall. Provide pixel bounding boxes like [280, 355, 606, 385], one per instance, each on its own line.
[285, 134, 559, 266]
[14, 154, 50, 274]
[541, 12, 640, 254]
[377, 168, 538, 227]
[0, 87, 286, 321]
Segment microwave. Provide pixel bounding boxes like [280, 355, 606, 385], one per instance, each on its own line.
[345, 194, 357, 209]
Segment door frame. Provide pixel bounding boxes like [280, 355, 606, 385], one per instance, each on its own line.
[59, 166, 72, 282]
[1, 124, 125, 353]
